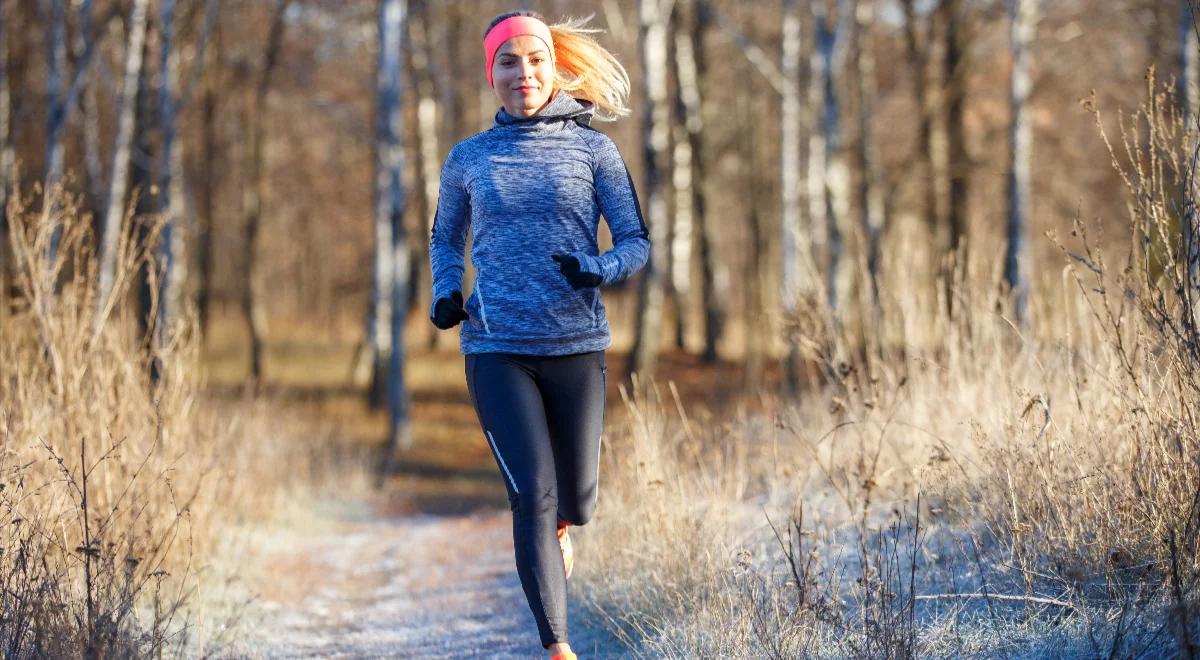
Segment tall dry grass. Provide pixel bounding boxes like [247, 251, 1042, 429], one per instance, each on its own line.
[0, 188, 369, 658]
[578, 79, 1199, 657]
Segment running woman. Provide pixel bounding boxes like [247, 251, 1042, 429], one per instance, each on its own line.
[427, 10, 650, 660]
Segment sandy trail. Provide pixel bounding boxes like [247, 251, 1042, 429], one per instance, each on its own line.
[238, 503, 630, 659]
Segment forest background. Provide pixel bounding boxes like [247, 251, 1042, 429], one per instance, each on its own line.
[1, 0, 1199, 656]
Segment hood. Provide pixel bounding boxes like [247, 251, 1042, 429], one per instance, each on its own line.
[494, 90, 596, 128]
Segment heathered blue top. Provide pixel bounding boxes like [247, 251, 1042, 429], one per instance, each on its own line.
[428, 90, 651, 356]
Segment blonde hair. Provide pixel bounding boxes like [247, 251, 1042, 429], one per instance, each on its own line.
[485, 12, 631, 121]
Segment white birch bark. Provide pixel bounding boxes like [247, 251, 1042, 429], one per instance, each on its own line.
[97, 0, 150, 316]
[1003, 0, 1036, 325]
[678, 0, 722, 362]
[1181, 0, 1200, 334]
[374, 0, 412, 453]
[628, 0, 672, 381]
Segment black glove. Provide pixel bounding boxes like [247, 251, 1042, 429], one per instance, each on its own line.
[431, 290, 470, 329]
[551, 254, 603, 290]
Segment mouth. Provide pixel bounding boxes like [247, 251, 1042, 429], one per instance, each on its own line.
[514, 85, 538, 93]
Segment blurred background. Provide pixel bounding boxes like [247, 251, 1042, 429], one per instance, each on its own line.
[3, 1, 1200, 655]
[0, 0, 1187, 402]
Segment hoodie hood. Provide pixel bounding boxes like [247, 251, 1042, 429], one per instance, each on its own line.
[494, 90, 596, 128]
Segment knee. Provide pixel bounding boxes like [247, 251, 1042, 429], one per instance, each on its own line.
[560, 484, 597, 526]
[513, 484, 558, 522]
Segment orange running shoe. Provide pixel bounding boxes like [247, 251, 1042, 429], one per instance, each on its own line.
[550, 652, 577, 660]
[557, 521, 574, 580]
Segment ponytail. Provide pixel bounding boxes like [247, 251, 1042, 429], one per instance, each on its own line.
[549, 16, 631, 121]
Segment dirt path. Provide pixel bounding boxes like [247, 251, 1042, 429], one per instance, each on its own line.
[234, 498, 631, 659]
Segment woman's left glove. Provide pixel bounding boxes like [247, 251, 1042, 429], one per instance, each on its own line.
[551, 254, 603, 290]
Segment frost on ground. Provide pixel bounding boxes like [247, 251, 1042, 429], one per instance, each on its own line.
[227, 501, 631, 659]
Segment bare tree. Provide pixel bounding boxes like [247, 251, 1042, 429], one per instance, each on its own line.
[939, 0, 970, 318]
[156, 0, 181, 346]
[810, 0, 852, 350]
[0, 0, 9, 322]
[902, 0, 938, 256]
[97, 0, 150, 317]
[627, 0, 672, 383]
[781, 0, 806, 391]
[667, 28, 689, 351]
[851, 0, 884, 356]
[406, 0, 438, 343]
[373, 0, 412, 461]
[197, 0, 222, 339]
[241, 0, 291, 384]
[1181, 0, 1200, 334]
[683, 0, 722, 363]
[1003, 0, 1037, 325]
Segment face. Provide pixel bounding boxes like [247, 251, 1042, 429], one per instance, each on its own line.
[490, 35, 555, 118]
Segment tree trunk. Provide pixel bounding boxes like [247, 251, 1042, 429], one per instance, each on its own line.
[780, 0, 805, 392]
[851, 0, 884, 357]
[686, 0, 722, 363]
[197, 7, 221, 340]
[155, 0, 181, 350]
[407, 0, 438, 346]
[627, 0, 671, 384]
[1003, 0, 1036, 325]
[374, 0, 412, 462]
[939, 0, 969, 319]
[668, 9, 690, 351]
[43, 0, 66, 189]
[241, 0, 290, 385]
[902, 0, 938, 243]
[97, 0, 150, 317]
[133, 18, 159, 366]
[1181, 0, 1200, 336]
[742, 89, 767, 391]
[0, 0, 10, 323]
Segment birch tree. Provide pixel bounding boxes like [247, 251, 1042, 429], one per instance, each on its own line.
[678, 0, 721, 363]
[851, 0, 884, 347]
[1003, 0, 1037, 325]
[156, 0, 180, 346]
[407, 0, 438, 337]
[1181, 0, 1200, 334]
[242, 0, 291, 383]
[781, 0, 805, 390]
[810, 0, 852, 336]
[668, 7, 690, 350]
[627, 0, 672, 383]
[97, 0, 150, 315]
[373, 0, 412, 458]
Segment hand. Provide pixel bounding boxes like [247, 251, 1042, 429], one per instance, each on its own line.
[432, 290, 470, 329]
[551, 254, 603, 290]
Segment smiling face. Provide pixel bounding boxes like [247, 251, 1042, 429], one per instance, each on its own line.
[490, 35, 555, 118]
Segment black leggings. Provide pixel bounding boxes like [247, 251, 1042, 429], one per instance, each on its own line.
[464, 350, 607, 649]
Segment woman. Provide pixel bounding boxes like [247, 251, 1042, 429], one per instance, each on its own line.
[427, 10, 650, 660]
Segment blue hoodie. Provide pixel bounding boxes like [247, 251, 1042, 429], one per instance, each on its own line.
[428, 91, 651, 355]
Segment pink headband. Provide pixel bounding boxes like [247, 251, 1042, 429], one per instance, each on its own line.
[484, 16, 554, 88]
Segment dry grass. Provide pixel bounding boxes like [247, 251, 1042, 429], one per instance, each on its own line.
[576, 80, 1200, 658]
[0, 189, 371, 658]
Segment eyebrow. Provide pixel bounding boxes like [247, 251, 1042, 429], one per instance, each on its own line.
[498, 50, 549, 58]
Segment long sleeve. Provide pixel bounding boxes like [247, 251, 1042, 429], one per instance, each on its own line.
[572, 133, 651, 286]
[428, 146, 470, 320]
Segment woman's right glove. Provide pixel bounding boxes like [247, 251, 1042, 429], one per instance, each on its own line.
[431, 290, 470, 329]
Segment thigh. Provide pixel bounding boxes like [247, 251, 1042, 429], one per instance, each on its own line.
[537, 351, 606, 483]
[465, 353, 557, 501]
